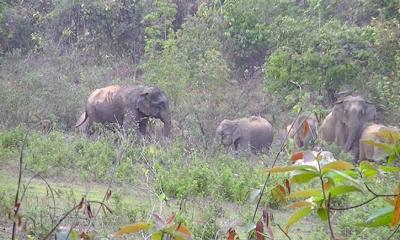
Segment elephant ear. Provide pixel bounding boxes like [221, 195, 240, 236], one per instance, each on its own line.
[365, 102, 376, 121]
[137, 91, 151, 115]
[232, 122, 241, 143]
[332, 100, 344, 122]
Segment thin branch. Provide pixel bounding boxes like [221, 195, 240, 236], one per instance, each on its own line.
[252, 111, 311, 221]
[85, 142, 124, 232]
[330, 196, 377, 211]
[19, 173, 57, 225]
[11, 132, 29, 240]
[365, 183, 397, 198]
[386, 223, 400, 240]
[43, 201, 111, 240]
[326, 193, 336, 240]
[276, 224, 291, 240]
[331, 174, 397, 211]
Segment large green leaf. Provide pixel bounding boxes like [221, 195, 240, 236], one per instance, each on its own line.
[317, 207, 328, 222]
[288, 189, 323, 199]
[359, 161, 379, 179]
[362, 140, 393, 153]
[322, 160, 354, 175]
[289, 171, 319, 184]
[328, 185, 364, 197]
[325, 170, 362, 189]
[365, 206, 394, 227]
[163, 224, 193, 240]
[287, 201, 314, 209]
[113, 222, 151, 237]
[263, 165, 318, 173]
[285, 207, 312, 232]
[380, 165, 400, 173]
[375, 129, 400, 143]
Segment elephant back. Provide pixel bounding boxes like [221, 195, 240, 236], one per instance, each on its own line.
[245, 116, 274, 151]
[88, 85, 122, 104]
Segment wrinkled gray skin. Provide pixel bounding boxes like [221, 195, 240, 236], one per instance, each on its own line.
[359, 124, 399, 162]
[286, 113, 318, 149]
[216, 116, 274, 154]
[319, 95, 376, 161]
[76, 85, 171, 137]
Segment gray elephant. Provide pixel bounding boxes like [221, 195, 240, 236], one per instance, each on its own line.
[359, 124, 399, 162]
[75, 85, 171, 137]
[286, 113, 318, 149]
[216, 116, 274, 154]
[319, 95, 376, 160]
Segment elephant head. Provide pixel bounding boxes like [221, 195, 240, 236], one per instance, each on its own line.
[216, 119, 241, 149]
[136, 86, 171, 137]
[332, 96, 376, 152]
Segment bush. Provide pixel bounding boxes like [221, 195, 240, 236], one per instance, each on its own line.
[157, 149, 276, 203]
[0, 126, 24, 159]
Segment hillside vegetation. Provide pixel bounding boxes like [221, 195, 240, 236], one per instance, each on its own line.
[0, 0, 400, 239]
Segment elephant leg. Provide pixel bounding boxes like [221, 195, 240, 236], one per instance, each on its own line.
[335, 122, 347, 149]
[359, 141, 366, 162]
[351, 143, 360, 164]
[138, 118, 148, 136]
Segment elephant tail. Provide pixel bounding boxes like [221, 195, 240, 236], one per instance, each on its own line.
[75, 112, 88, 128]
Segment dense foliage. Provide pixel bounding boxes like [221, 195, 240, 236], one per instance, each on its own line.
[1, 0, 399, 133]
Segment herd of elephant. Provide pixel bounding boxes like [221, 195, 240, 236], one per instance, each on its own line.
[75, 85, 399, 163]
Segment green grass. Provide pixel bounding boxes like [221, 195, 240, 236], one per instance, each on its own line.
[1, 128, 400, 239]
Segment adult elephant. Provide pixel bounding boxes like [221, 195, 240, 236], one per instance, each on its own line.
[359, 124, 399, 162]
[286, 113, 318, 149]
[216, 116, 274, 154]
[319, 95, 376, 160]
[75, 85, 171, 137]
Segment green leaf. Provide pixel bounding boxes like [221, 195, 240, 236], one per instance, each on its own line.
[271, 184, 287, 205]
[326, 170, 362, 189]
[151, 232, 163, 240]
[163, 225, 193, 240]
[387, 154, 397, 165]
[289, 171, 319, 184]
[317, 207, 328, 221]
[359, 161, 379, 179]
[380, 166, 400, 173]
[285, 207, 312, 232]
[263, 165, 318, 173]
[287, 201, 314, 209]
[288, 189, 323, 199]
[322, 160, 354, 175]
[328, 185, 364, 197]
[113, 222, 151, 237]
[362, 140, 393, 153]
[376, 129, 400, 143]
[365, 206, 394, 227]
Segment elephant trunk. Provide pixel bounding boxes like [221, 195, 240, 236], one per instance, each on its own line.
[344, 118, 362, 152]
[160, 111, 171, 137]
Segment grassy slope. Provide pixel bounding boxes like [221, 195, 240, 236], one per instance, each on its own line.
[0, 155, 326, 239]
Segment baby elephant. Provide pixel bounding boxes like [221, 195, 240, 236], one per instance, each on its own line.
[359, 124, 399, 162]
[216, 116, 274, 154]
